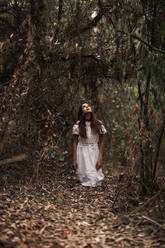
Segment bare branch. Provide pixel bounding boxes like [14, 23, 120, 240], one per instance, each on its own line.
[104, 12, 165, 55]
[117, 30, 165, 55]
[142, 215, 165, 230]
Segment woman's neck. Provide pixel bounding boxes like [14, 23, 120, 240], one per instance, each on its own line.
[85, 120, 91, 126]
[85, 112, 91, 121]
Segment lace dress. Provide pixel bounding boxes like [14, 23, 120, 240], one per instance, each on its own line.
[72, 124, 107, 187]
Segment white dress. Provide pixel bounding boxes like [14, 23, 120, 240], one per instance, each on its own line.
[72, 124, 107, 187]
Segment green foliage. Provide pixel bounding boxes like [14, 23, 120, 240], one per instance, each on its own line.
[0, 0, 165, 193]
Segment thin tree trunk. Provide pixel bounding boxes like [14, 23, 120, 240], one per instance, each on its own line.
[153, 110, 165, 180]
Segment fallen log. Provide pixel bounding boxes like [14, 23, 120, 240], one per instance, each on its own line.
[0, 154, 27, 166]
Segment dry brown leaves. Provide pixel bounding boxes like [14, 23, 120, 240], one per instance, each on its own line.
[0, 174, 165, 248]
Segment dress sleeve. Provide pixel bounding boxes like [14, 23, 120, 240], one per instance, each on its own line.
[99, 125, 107, 134]
[72, 124, 79, 135]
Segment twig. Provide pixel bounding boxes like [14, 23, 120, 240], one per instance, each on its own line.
[142, 215, 165, 230]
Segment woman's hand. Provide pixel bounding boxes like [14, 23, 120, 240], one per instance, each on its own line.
[72, 160, 78, 170]
[96, 159, 102, 170]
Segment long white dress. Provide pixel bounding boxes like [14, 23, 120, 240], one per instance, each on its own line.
[72, 124, 107, 187]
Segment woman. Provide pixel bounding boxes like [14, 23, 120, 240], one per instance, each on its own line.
[72, 103, 107, 187]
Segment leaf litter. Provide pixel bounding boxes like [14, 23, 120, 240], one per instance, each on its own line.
[0, 165, 165, 248]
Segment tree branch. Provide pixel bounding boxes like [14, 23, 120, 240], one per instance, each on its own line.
[104, 12, 165, 55]
[142, 215, 165, 231]
[117, 30, 165, 55]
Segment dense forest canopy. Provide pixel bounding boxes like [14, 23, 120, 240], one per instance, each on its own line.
[0, 0, 165, 192]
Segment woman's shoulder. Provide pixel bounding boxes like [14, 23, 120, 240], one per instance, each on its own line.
[97, 120, 107, 134]
[75, 120, 80, 125]
[72, 121, 80, 135]
[97, 120, 103, 125]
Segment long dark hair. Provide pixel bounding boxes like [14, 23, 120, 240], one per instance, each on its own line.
[78, 104, 102, 138]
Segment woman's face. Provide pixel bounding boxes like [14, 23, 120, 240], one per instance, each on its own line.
[82, 103, 92, 114]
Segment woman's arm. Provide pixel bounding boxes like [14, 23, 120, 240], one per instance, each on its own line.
[96, 134, 104, 170]
[73, 135, 79, 169]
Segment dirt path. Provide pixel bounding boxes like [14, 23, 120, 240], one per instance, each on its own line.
[0, 172, 164, 248]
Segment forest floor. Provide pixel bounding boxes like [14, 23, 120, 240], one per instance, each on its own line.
[0, 162, 165, 248]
